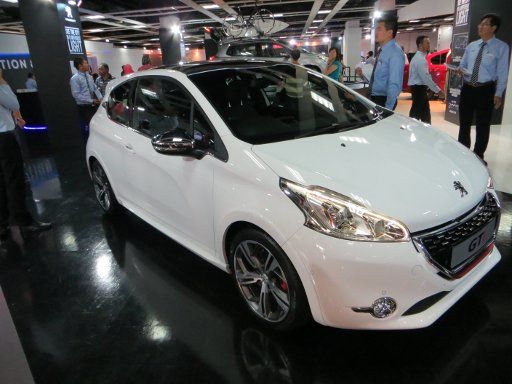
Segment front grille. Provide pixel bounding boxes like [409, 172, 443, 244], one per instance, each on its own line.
[413, 193, 500, 278]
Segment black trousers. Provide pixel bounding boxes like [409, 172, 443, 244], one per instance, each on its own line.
[0, 132, 32, 228]
[77, 104, 98, 140]
[409, 85, 431, 124]
[458, 82, 495, 159]
[370, 95, 397, 110]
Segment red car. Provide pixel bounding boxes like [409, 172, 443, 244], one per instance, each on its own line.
[403, 49, 450, 93]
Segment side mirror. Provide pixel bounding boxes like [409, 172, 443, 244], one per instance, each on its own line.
[102, 101, 108, 109]
[151, 130, 205, 159]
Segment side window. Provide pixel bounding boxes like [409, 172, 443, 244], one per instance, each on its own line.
[259, 43, 273, 57]
[431, 53, 447, 65]
[192, 104, 215, 151]
[107, 81, 133, 125]
[132, 77, 192, 137]
[227, 44, 257, 56]
[272, 44, 290, 58]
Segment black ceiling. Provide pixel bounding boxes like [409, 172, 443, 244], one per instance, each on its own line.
[0, 0, 454, 49]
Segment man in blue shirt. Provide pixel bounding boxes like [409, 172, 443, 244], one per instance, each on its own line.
[70, 58, 101, 140]
[408, 36, 445, 123]
[457, 13, 510, 162]
[369, 16, 405, 110]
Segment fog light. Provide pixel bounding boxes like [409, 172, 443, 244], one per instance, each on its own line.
[371, 297, 397, 318]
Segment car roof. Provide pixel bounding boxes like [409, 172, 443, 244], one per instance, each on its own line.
[156, 59, 291, 75]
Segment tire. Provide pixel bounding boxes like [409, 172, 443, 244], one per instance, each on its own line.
[91, 160, 120, 215]
[229, 228, 310, 331]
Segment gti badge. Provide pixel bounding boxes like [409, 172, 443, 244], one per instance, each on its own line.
[454, 181, 468, 197]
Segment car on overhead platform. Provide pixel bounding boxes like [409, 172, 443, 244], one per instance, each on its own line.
[214, 37, 328, 73]
[87, 59, 500, 331]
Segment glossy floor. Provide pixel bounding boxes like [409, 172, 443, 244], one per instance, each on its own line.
[0, 131, 511, 384]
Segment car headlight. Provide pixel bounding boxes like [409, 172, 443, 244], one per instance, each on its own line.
[487, 175, 494, 189]
[280, 179, 410, 242]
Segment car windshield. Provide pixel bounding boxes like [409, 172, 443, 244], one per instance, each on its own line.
[188, 64, 391, 144]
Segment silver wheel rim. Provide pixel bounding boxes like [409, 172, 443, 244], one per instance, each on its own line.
[234, 240, 290, 323]
[92, 164, 111, 211]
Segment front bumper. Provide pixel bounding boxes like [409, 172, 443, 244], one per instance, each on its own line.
[282, 226, 501, 330]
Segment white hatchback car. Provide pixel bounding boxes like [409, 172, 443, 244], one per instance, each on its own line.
[86, 60, 501, 331]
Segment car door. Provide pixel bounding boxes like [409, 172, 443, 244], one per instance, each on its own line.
[102, 80, 136, 200]
[121, 75, 223, 256]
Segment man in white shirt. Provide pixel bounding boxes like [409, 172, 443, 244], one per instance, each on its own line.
[408, 36, 445, 124]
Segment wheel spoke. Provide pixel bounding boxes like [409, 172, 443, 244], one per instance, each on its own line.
[238, 271, 262, 286]
[258, 283, 271, 318]
[264, 253, 279, 274]
[93, 172, 104, 187]
[239, 242, 257, 270]
[270, 285, 289, 312]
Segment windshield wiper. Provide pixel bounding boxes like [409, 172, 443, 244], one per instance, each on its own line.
[296, 119, 378, 139]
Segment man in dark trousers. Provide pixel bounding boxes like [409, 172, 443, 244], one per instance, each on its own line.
[408, 35, 445, 123]
[369, 15, 405, 110]
[457, 13, 510, 163]
[70, 58, 101, 140]
[0, 68, 51, 244]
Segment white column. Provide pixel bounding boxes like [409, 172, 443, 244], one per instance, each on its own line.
[503, 59, 512, 124]
[343, 20, 362, 78]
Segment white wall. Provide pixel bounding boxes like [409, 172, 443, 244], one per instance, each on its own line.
[395, 31, 439, 54]
[0, 33, 29, 52]
[85, 40, 146, 78]
[503, 59, 512, 125]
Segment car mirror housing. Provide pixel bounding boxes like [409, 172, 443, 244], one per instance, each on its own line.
[152, 130, 196, 156]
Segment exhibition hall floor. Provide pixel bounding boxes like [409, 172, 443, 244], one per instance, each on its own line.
[1, 121, 511, 384]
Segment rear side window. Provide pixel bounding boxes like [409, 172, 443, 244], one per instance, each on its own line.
[226, 44, 258, 56]
[107, 81, 133, 125]
[431, 52, 447, 65]
[271, 43, 291, 58]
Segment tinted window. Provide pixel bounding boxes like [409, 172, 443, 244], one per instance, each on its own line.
[107, 81, 133, 125]
[259, 43, 272, 57]
[133, 77, 192, 137]
[132, 77, 216, 151]
[431, 52, 447, 65]
[271, 43, 290, 58]
[189, 64, 388, 144]
[227, 44, 258, 56]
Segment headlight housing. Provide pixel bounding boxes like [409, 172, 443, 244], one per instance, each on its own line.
[280, 179, 410, 242]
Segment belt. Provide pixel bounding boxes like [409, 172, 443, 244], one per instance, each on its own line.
[0, 130, 14, 135]
[464, 81, 495, 88]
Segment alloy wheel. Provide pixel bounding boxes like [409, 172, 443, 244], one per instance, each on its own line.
[92, 163, 112, 212]
[233, 240, 291, 322]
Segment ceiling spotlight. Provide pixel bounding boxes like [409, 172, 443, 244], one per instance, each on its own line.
[86, 15, 105, 20]
[313, 20, 323, 23]
[423, 23, 431, 27]
[123, 45, 127, 48]
[318, 10, 331, 14]
[433, 27, 437, 32]
[409, 20, 419, 23]
[274, 13, 284, 17]
[309, 26, 318, 29]
[203, 4, 219, 9]
[289, 38, 296, 45]
[365, 34, 371, 40]
[373, 10, 382, 19]
[89, 29, 104, 33]
[105, 39, 110, 42]
[444, 17, 454, 21]
[323, 36, 330, 43]
[406, 27, 413, 31]
[68, 0, 77, 5]
[225, 17, 236, 21]
[171, 25, 180, 33]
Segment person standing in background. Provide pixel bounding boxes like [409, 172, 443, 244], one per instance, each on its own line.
[324, 47, 343, 82]
[70, 58, 101, 141]
[290, 49, 300, 64]
[95, 63, 114, 97]
[369, 16, 405, 110]
[25, 73, 37, 90]
[408, 36, 445, 123]
[457, 13, 509, 163]
[138, 54, 154, 71]
[0, 68, 52, 244]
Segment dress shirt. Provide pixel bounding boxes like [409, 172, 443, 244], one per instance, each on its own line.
[0, 84, 19, 133]
[460, 37, 510, 97]
[370, 39, 405, 109]
[70, 71, 98, 105]
[25, 78, 38, 90]
[408, 51, 441, 93]
[95, 74, 114, 96]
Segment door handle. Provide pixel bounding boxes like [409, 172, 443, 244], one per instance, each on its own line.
[124, 144, 135, 153]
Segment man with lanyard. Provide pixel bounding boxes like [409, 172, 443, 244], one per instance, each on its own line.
[408, 35, 445, 123]
[457, 13, 509, 163]
[0, 68, 52, 245]
[70, 58, 101, 140]
[368, 15, 405, 110]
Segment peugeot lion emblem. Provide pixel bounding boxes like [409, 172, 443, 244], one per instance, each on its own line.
[453, 181, 468, 197]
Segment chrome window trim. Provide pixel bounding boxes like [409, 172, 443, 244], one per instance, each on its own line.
[412, 193, 501, 280]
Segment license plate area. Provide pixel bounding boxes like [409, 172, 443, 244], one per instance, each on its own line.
[451, 219, 496, 268]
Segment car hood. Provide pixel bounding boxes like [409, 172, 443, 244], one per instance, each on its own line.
[252, 114, 489, 233]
